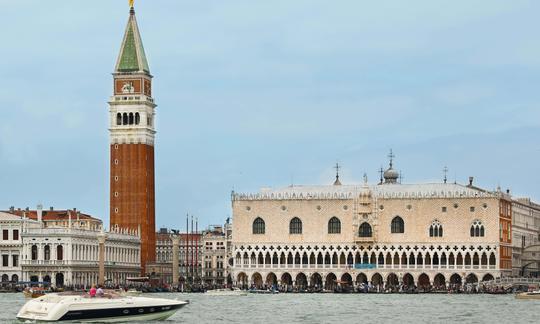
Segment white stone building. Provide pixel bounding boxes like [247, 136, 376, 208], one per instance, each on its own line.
[2, 206, 141, 288]
[21, 226, 141, 287]
[511, 198, 540, 276]
[0, 212, 39, 285]
[202, 225, 228, 286]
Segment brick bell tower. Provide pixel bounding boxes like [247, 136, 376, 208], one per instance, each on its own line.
[109, 2, 156, 274]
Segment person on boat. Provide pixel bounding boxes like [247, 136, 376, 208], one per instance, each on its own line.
[96, 286, 104, 297]
[89, 285, 97, 298]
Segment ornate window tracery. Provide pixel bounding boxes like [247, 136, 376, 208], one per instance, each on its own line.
[359, 222, 372, 237]
[253, 217, 265, 235]
[470, 220, 485, 237]
[391, 216, 405, 233]
[289, 217, 302, 234]
[328, 217, 341, 234]
[429, 219, 443, 237]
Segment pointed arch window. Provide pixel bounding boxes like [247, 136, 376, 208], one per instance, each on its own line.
[470, 220, 485, 237]
[328, 217, 341, 234]
[289, 217, 302, 234]
[252, 217, 265, 235]
[391, 216, 404, 233]
[359, 222, 372, 237]
[429, 219, 443, 237]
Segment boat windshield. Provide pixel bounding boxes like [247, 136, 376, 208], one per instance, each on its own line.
[57, 290, 123, 299]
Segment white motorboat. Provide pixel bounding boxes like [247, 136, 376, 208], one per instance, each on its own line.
[16, 292, 188, 322]
[515, 290, 540, 300]
[248, 288, 279, 294]
[205, 288, 247, 296]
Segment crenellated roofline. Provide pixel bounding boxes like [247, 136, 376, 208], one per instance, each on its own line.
[232, 183, 506, 201]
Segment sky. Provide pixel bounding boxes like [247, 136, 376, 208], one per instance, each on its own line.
[1, 0, 540, 230]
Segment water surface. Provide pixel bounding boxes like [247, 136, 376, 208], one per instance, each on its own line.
[2, 292, 537, 323]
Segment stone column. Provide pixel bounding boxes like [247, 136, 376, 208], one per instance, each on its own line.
[97, 233, 107, 286]
[172, 235, 180, 287]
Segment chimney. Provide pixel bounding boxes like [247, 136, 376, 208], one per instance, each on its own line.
[50, 206, 53, 211]
[506, 189, 510, 194]
[73, 208, 77, 212]
[9, 206, 14, 212]
[468, 176, 474, 187]
[37, 204, 43, 222]
[25, 207, 29, 211]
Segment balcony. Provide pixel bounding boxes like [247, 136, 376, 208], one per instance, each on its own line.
[355, 237, 375, 244]
[22, 260, 69, 266]
[21, 260, 140, 268]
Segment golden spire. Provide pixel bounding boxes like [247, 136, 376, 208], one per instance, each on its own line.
[129, 0, 134, 8]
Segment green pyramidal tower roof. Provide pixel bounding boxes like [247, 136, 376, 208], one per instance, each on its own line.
[115, 8, 150, 73]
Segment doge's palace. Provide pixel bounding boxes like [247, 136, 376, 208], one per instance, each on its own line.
[231, 157, 513, 290]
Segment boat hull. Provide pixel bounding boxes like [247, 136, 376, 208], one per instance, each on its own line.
[515, 292, 540, 300]
[16, 294, 188, 322]
[56, 303, 186, 322]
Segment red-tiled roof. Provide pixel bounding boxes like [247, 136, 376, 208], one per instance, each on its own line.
[4, 209, 100, 222]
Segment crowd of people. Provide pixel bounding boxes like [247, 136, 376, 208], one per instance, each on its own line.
[236, 282, 515, 294]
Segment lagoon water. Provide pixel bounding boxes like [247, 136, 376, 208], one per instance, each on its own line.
[1, 292, 538, 323]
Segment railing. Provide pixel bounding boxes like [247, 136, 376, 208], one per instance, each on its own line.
[484, 277, 540, 286]
[21, 260, 140, 267]
[22, 228, 140, 241]
[234, 263, 500, 272]
[355, 237, 375, 243]
[22, 260, 69, 265]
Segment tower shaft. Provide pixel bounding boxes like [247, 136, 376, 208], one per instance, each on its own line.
[109, 6, 156, 275]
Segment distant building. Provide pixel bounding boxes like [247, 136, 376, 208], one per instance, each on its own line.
[202, 225, 228, 286]
[224, 218, 234, 275]
[0, 212, 39, 285]
[2, 205, 140, 287]
[231, 155, 515, 290]
[149, 228, 202, 285]
[511, 198, 540, 276]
